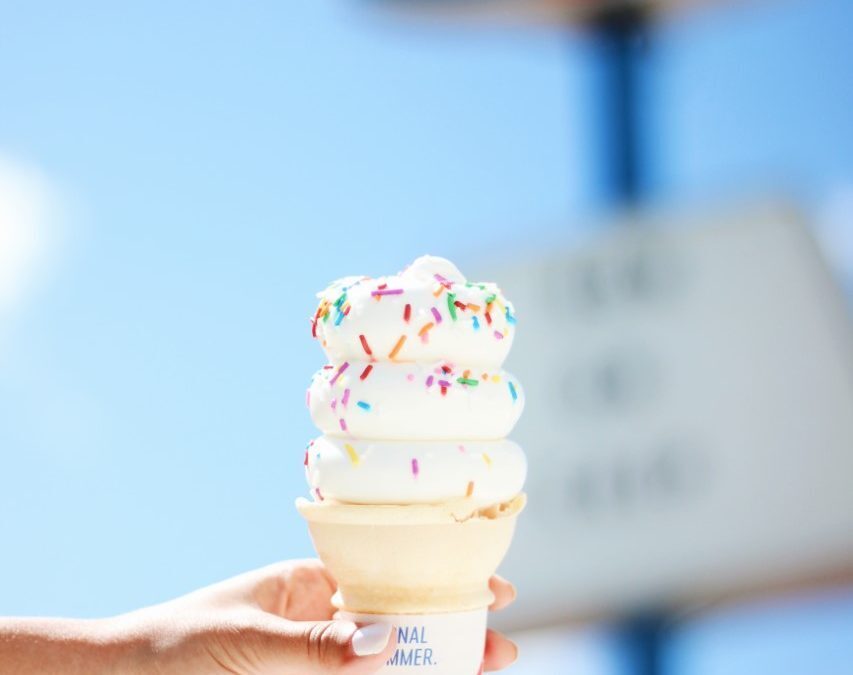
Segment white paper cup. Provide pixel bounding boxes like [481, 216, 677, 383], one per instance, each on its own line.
[339, 608, 488, 674]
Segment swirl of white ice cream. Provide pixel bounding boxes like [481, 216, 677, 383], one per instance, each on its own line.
[305, 255, 526, 506]
[305, 436, 527, 506]
[312, 255, 517, 368]
[307, 360, 524, 440]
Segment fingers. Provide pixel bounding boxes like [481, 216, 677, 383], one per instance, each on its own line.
[247, 560, 337, 620]
[259, 617, 397, 675]
[483, 628, 518, 672]
[488, 576, 517, 612]
[276, 561, 338, 621]
[485, 577, 518, 670]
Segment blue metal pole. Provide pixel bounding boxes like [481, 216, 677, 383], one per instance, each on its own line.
[592, 10, 669, 675]
[592, 4, 647, 205]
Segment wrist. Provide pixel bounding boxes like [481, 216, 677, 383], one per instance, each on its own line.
[0, 616, 147, 675]
[94, 612, 164, 675]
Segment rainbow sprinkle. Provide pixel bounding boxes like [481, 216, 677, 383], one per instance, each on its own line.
[329, 362, 349, 386]
[341, 388, 350, 406]
[472, 316, 480, 331]
[356, 401, 371, 411]
[466, 481, 475, 497]
[404, 303, 412, 322]
[339, 418, 348, 432]
[508, 381, 518, 401]
[389, 335, 406, 359]
[493, 330, 504, 340]
[447, 292, 458, 320]
[411, 458, 419, 477]
[344, 443, 360, 465]
[431, 307, 442, 324]
[482, 453, 493, 468]
[359, 334, 373, 357]
[360, 364, 373, 380]
[371, 288, 404, 297]
[457, 377, 479, 386]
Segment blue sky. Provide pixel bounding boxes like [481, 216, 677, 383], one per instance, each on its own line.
[648, 0, 853, 202]
[0, 0, 587, 618]
[1, 0, 852, 673]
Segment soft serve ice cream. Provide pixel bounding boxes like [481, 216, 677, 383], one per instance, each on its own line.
[298, 255, 527, 673]
[305, 255, 526, 512]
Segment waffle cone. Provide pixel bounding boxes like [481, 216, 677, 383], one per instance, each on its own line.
[297, 494, 525, 614]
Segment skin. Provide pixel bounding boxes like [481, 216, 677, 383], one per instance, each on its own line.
[0, 559, 518, 674]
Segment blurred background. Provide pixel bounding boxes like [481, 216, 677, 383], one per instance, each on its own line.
[1, 0, 853, 673]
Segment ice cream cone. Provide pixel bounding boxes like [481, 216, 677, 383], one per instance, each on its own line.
[299, 257, 527, 673]
[297, 494, 525, 614]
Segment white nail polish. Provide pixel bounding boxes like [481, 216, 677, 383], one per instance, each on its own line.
[351, 623, 393, 656]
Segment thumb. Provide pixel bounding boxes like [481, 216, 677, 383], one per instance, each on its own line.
[258, 617, 396, 674]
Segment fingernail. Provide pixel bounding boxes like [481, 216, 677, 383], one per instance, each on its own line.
[351, 623, 393, 656]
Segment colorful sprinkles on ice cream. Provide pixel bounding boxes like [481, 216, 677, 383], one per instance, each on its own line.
[304, 255, 524, 502]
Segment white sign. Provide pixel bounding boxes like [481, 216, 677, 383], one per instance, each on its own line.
[476, 203, 853, 627]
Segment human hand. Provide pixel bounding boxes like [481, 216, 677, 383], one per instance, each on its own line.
[114, 559, 518, 674]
